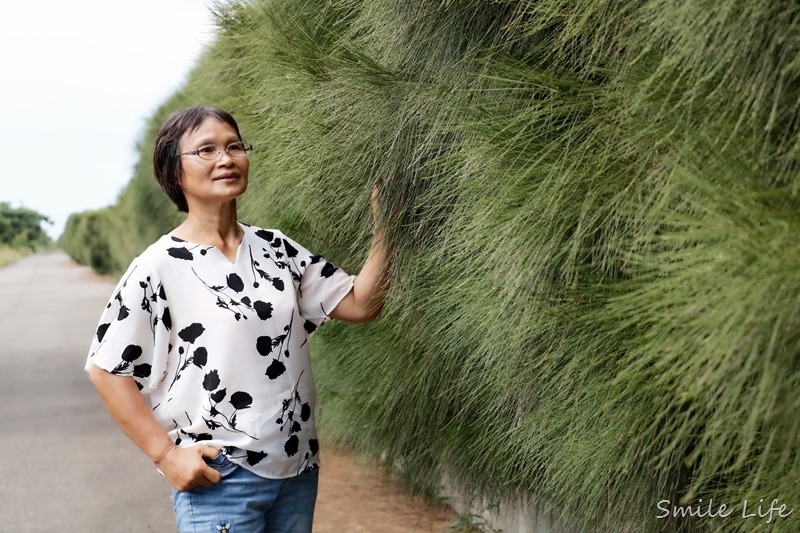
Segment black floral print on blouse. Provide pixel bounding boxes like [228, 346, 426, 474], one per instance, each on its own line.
[86, 223, 354, 479]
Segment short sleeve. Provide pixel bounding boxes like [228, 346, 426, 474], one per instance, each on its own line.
[279, 233, 355, 327]
[85, 257, 171, 392]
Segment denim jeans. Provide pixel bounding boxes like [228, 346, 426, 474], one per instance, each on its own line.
[172, 453, 319, 533]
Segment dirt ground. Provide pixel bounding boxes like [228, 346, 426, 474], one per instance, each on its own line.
[314, 445, 459, 533]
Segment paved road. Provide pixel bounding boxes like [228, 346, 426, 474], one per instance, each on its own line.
[0, 253, 176, 532]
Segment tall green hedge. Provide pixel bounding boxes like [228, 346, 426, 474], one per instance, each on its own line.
[63, 1, 800, 530]
[60, 208, 120, 274]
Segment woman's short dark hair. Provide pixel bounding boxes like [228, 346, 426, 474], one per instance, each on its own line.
[153, 106, 243, 212]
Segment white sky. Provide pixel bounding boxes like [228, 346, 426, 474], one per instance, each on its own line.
[0, 0, 217, 239]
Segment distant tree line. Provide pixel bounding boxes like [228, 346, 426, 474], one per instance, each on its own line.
[0, 202, 51, 250]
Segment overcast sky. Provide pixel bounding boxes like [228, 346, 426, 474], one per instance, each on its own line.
[1, 0, 216, 238]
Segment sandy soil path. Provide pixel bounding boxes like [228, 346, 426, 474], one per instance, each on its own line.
[0, 253, 456, 532]
[315, 447, 457, 532]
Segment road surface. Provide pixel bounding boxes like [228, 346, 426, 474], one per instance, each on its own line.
[0, 253, 176, 531]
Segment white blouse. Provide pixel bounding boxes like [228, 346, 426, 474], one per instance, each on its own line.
[86, 222, 355, 479]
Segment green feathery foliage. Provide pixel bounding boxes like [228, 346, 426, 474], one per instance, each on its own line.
[62, 0, 800, 530]
[60, 207, 120, 274]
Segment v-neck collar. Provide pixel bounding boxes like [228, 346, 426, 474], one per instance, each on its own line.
[165, 222, 246, 266]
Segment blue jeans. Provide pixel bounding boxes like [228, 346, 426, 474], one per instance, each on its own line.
[172, 453, 319, 533]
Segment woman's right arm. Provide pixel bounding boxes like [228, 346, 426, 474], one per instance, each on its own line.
[88, 364, 222, 491]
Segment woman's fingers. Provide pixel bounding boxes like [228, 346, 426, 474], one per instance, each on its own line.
[200, 448, 224, 485]
[198, 445, 221, 459]
[370, 180, 382, 219]
[161, 445, 223, 491]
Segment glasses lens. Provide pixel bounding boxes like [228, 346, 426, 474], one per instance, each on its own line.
[196, 145, 220, 160]
[227, 142, 248, 158]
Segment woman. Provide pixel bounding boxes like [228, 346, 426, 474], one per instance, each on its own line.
[86, 106, 392, 532]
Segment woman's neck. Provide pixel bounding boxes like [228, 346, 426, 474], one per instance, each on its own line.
[172, 201, 242, 249]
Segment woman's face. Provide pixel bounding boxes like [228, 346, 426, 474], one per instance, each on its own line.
[178, 117, 249, 212]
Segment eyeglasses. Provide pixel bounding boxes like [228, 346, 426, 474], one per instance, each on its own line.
[179, 142, 253, 160]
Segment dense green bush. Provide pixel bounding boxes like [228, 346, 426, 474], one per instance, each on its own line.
[59, 208, 121, 275]
[0, 202, 51, 250]
[62, 1, 800, 530]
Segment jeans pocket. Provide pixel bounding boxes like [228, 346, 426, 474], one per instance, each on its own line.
[204, 452, 236, 471]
